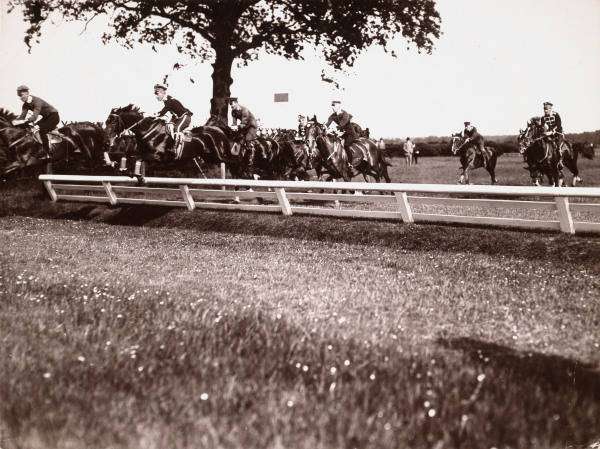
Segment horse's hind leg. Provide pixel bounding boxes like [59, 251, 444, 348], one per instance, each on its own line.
[488, 156, 498, 184]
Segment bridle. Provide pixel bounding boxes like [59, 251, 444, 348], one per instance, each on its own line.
[451, 135, 464, 155]
[109, 113, 145, 138]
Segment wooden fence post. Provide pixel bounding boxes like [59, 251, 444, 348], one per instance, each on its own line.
[394, 192, 414, 223]
[43, 180, 57, 202]
[555, 196, 574, 234]
[275, 187, 292, 216]
[102, 181, 118, 205]
[221, 162, 226, 191]
[180, 185, 196, 211]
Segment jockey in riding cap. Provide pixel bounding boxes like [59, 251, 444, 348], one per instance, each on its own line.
[12, 85, 59, 160]
[541, 101, 567, 164]
[297, 114, 307, 140]
[228, 97, 258, 144]
[325, 100, 362, 166]
[459, 122, 485, 153]
[153, 83, 193, 158]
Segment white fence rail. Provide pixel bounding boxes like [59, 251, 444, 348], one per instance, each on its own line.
[39, 174, 600, 234]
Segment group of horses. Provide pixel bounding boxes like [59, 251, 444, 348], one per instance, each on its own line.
[0, 107, 391, 186]
[449, 121, 594, 187]
[0, 107, 594, 187]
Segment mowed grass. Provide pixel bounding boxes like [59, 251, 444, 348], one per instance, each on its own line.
[0, 156, 599, 449]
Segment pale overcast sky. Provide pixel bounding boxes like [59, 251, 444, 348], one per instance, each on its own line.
[0, 0, 599, 137]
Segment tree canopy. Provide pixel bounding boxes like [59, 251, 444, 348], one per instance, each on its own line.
[10, 0, 441, 119]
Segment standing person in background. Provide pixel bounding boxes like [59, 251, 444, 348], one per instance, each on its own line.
[413, 145, 420, 164]
[403, 137, 415, 166]
[377, 138, 386, 152]
[12, 85, 59, 160]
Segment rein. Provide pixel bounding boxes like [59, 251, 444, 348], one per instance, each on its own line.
[110, 113, 145, 137]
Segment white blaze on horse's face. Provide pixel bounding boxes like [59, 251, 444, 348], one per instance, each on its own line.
[451, 136, 461, 154]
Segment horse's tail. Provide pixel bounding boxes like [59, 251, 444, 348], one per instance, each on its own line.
[573, 142, 595, 160]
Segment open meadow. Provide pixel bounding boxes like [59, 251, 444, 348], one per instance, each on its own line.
[1, 155, 599, 449]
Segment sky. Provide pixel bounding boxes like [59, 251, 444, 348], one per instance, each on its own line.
[0, 0, 599, 138]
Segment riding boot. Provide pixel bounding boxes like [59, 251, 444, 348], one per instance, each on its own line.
[41, 134, 52, 161]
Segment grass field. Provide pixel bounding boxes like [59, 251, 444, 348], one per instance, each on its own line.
[1, 155, 599, 449]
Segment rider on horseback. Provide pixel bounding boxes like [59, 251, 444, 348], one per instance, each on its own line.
[541, 101, 567, 166]
[458, 122, 486, 153]
[325, 100, 364, 168]
[228, 97, 258, 155]
[297, 115, 307, 140]
[153, 83, 193, 159]
[12, 85, 59, 160]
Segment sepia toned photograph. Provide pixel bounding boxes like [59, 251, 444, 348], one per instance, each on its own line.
[0, 1, 599, 448]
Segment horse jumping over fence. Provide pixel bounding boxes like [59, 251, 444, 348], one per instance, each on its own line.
[104, 105, 210, 177]
[196, 115, 286, 180]
[451, 134, 500, 184]
[0, 117, 79, 177]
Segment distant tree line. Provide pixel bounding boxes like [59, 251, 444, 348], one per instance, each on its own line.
[382, 130, 599, 157]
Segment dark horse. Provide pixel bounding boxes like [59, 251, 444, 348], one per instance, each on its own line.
[517, 120, 565, 187]
[304, 118, 391, 184]
[272, 129, 312, 181]
[518, 122, 594, 186]
[57, 121, 108, 172]
[451, 134, 500, 184]
[196, 115, 284, 180]
[104, 105, 208, 176]
[0, 117, 79, 177]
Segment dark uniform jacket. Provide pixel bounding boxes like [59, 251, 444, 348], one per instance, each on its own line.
[158, 96, 192, 119]
[232, 106, 258, 129]
[326, 110, 353, 129]
[541, 112, 563, 133]
[463, 126, 485, 144]
[18, 96, 58, 122]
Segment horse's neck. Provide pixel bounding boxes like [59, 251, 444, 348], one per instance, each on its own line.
[123, 113, 144, 129]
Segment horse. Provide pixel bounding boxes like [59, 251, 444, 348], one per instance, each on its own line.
[517, 120, 565, 187]
[272, 129, 311, 181]
[196, 115, 284, 180]
[57, 121, 107, 172]
[450, 134, 500, 184]
[304, 118, 391, 184]
[563, 142, 595, 185]
[104, 105, 208, 177]
[0, 121, 77, 177]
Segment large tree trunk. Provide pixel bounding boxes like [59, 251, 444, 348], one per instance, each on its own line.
[210, 49, 234, 122]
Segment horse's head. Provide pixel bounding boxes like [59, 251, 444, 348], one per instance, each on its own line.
[304, 119, 326, 160]
[517, 124, 538, 154]
[0, 108, 17, 128]
[450, 133, 464, 155]
[104, 105, 144, 147]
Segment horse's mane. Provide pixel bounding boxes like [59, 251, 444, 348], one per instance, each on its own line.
[111, 104, 143, 114]
[0, 108, 17, 122]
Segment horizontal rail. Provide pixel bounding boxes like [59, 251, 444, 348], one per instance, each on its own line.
[39, 175, 600, 198]
[39, 175, 600, 235]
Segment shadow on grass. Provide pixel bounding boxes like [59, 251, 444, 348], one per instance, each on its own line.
[437, 336, 600, 399]
[1, 283, 599, 449]
[1, 180, 599, 266]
